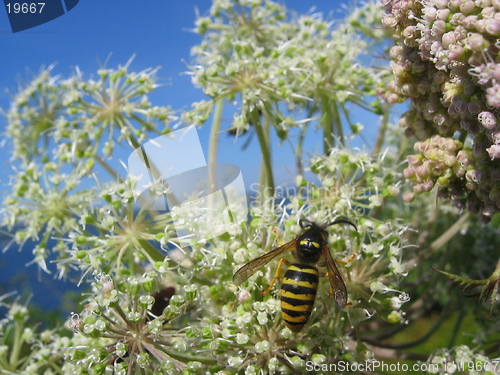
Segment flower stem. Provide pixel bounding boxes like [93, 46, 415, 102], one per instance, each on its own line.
[251, 109, 274, 201]
[373, 103, 390, 156]
[321, 95, 334, 153]
[9, 319, 23, 370]
[320, 95, 344, 154]
[416, 212, 470, 264]
[429, 212, 470, 252]
[208, 98, 224, 194]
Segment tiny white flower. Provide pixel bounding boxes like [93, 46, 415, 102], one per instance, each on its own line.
[257, 311, 268, 325]
[236, 333, 250, 344]
[254, 340, 270, 353]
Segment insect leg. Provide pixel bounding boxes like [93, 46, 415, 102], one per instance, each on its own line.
[333, 253, 356, 265]
[272, 227, 287, 246]
[319, 254, 355, 278]
[261, 257, 290, 296]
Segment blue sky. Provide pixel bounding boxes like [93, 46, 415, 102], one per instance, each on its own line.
[0, 0, 383, 190]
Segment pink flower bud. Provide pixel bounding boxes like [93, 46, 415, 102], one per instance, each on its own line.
[492, 130, 500, 143]
[448, 102, 459, 116]
[460, 1, 476, 14]
[481, 6, 496, 19]
[467, 32, 490, 51]
[434, 0, 449, 8]
[423, 6, 437, 22]
[415, 141, 429, 152]
[478, 111, 497, 129]
[421, 180, 434, 192]
[466, 180, 478, 190]
[433, 113, 446, 126]
[403, 167, 416, 178]
[463, 15, 478, 29]
[387, 93, 402, 104]
[382, 15, 398, 29]
[445, 155, 457, 166]
[487, 144, 500, 159]
[449, 0, 461, 10]
[448, 44, 464, 61]
[451, 13, 466, 26]
[403, 192, 415, 202]
[455, 99, 468, 114]
[455, 25, 468, 40]
[492, 64, 500, 80]
[442, 31, 457, 48]
[437, 9, 450, 20]
[457, 150, 470, 166]
[408, 154, 422, 166]
[389, 45, 403, 58]
[465, 169, 475, 181]
[432, 20, 447, 35]
[467, 101, 481, 114]
[416, 164, 430, 178]
[486, 84, 500, 107]
[485, 18, 500, 35]
[403, 26, 417, 39]
[468, 51, 484, 67]
[476, 19, 487, 33]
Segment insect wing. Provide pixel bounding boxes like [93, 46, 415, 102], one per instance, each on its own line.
[233, 240, 296, 285]
[325, 247, 348, 309]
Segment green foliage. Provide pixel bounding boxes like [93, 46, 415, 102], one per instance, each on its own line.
[435, 265, 500, 318]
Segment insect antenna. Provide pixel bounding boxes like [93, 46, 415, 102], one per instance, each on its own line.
[298, 218, 314, 229]
[325, 219, 357, 232]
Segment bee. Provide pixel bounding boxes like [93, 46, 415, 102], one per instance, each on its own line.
[233, 218, 356, 333]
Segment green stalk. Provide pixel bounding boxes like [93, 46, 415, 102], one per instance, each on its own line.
[372, 103, 390, 156]
[137, 239, 166, 262]
[95, 154, 120, 180]
[412, 212, 470, 266]
[321, 95, 334, 154]
[258, 159, 267, 201]
[251, 109, 274, 201]
[320, 95, 343, 154]
[398, 135, 409, 164]
[162, 349, 219, 366]
[208, 98, 224, 193]
[296, 124, 307, 176]
[331, 101, 344, 146]
[295, 109, 314, 176]
[427, 212, 470, 254]
[9, 319, 23, 370]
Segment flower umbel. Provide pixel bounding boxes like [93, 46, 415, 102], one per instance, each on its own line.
[383, 0, 500, 220]
[65, 273, 211, 373]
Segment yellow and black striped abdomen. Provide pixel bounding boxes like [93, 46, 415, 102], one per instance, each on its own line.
[280, 264, 319, 332]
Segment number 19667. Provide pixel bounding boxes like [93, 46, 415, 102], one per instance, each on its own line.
[5, 3, 45, 14]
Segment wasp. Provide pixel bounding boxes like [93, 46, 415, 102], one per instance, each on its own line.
[233, 218, 356, 333]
